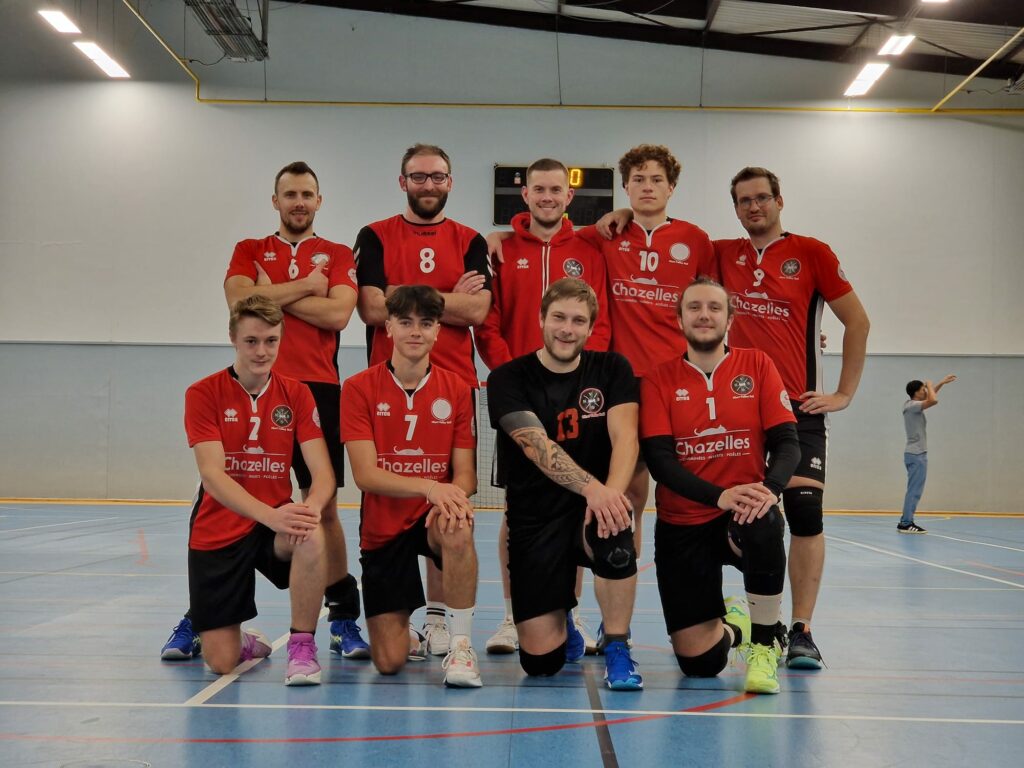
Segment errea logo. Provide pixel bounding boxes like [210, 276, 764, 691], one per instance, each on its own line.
[263, 251, 277, 262]
[810, 456, 823, 471]
[675, 389, 690, 401]
[517, 258, 530, 270]
[224, 409, 239, 422]
[619, 240, 630, 252]
[376, 402, 391, 417]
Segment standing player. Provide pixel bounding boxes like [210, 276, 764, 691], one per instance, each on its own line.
[899, 374, 956, 533]
[342, 285, 482, 688]
[488, 278, 642, 689]
[355, 144, 492, 656]
[161, 162, 369, 661]
[184, 295, 331, 686]
[641, 278, 801, 694]
[476, 158, 610, 656]
[715, 167, 870, 668]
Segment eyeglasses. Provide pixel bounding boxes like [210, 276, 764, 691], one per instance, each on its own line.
[736, 194, 776, 209]
[404, 172, 450, 185]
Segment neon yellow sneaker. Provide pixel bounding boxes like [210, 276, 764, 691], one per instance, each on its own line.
[744, 642, 781, 694]
[723, 596, 751, 649]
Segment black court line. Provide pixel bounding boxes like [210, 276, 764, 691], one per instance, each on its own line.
[582, 660, 619, 768]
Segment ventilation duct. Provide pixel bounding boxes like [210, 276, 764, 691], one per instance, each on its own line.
[185, 0, 268, 62]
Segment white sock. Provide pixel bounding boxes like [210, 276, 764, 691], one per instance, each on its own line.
[425, 601, 446, 626]
[504, 598, 513, 619]
[747, 592, 784, 628]
[447, 606, 474, 644]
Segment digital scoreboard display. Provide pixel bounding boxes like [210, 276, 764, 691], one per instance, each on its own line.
[493, 165, 615, 226]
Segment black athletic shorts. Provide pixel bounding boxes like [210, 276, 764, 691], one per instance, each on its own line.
[654, 515, 742, 635]
[293, 380, 344, 490]
[188, 523, 291, 633]
[360, 514, 442, 619]
[507, 509, 595, 623]
[791, 405, 828, 484]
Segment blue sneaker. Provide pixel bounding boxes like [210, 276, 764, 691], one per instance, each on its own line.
[160, 616, 201, 660]
[565, 612, 585, 663]
[330, 619, 370, 659]
[603, 640, 642, 690]
[595, 621, 632, 654]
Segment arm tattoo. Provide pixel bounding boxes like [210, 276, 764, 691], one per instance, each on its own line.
[508, 425, 592, 494]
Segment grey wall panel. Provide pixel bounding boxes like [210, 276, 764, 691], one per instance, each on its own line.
[1, 344, 1019, 512]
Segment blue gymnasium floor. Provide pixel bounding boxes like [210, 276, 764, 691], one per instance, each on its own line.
[0, 502, 1022, 768]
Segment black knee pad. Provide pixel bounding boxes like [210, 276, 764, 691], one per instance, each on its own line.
[324, 574, 360, 621]
[519, 642, 567, 677]
[782, 487, 824, 537]
[729, 506, 786, 596]
[586, 516, 637, 580]
[675, 631, 731, 678]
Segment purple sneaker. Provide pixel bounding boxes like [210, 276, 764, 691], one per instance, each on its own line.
[238, 628, 272, 662]
[285, 632, 321, 686]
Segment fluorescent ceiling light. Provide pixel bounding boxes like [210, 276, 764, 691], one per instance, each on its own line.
[879, 34, 915, 56]
[38, 9, 81, 33]
[920, 1, 949, 4]
[844, 61, 889, 97]
[73, 41, 130, 78]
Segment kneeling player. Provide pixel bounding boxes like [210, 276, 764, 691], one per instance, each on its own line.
[342, 285, 483, 688]
[640, 278, 800, 694]
[184, 296, 331, 685]
[488, 278, 642, 690]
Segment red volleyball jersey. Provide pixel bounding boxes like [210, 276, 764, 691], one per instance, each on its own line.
[225, 235, 357, 385]
[715, 233, 853, 398]
[185, 368, 323, 550]
[578, 219, 717, 377]
[640, 348, 795, 526]
[476, 212, 611, 370]
[355, 215, 491, 388]
[340, 362, 476, 551]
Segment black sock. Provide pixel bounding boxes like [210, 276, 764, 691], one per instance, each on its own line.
[324, 574, 360, 622]
[750, 623, 777, 646]
[604, 633, 629, 645]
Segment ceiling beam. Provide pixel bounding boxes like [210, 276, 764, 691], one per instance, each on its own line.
[310, 1, 1021, 80]
[741, 0, 1024, 28]
[563, 0, 706, 22]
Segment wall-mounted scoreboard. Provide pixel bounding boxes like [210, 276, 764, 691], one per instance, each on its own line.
[493, 165, 615, 226]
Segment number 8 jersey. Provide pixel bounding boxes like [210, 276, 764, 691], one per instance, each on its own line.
[354, 215, 492, 388]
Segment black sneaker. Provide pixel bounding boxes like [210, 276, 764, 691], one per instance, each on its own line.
[897, 522, 927, 534]
[786, 623, 823, 669]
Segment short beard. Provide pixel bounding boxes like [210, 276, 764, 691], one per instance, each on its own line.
[280, 213, 313, 239]
[684, 332, 726, 353]
[407, 191, 448, 220]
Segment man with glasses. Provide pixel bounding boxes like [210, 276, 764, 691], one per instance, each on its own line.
[355, 144, 492, 656]
[715, 167, 870, 669]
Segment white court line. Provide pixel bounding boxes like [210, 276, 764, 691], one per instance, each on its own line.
[925, 533, 1024, 553]
[0, 571, 149, 578]
[828, 535, 1024, 589]
[184, 607, 329, 706]
[0, 699, 1019, 726]
[1, 517, 118, 533]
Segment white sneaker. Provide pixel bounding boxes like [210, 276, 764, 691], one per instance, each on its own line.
[485, 615, 518, 654]
[408, 625, 427, 661]
[574, 612, 598, 656]
[423, 620, 451, 656]
[442, 637, 483, 688]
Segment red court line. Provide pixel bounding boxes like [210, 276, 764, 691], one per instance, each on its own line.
[964, 561, 1024, 578]
[0, 693, 755, 745]
[637, 561, 656, 573]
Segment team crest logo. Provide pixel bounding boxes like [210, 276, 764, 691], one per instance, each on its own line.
[579, 388, 605, 414]
[431, 398, 453, 421]
[271, 405, 293, 427]
[669, 243, 690, 263]
[731, 375, 754, 396]
[348, 268, 357, 284]
[311, 253, 330, 266]
[224, 409, 238, 422]
[781, 391, 793, 410]
[563, 259, 584, 277]
[781, 259, 801, 277]
[838, 265, 848, 282]
[263, 251, 277, 262]
[736, 253, 747, 266]
[312, 407, 321, 428]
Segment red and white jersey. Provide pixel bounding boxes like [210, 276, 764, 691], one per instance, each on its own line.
[640, 347, 795, 526]
[355, 215, 491, 388]
[185, 368, 322, 550]
[578, 219, 717, 377]
[715, 233, 853, 397]
[226, 235, 357, 385]
[476, 212, 611, 370]
[341, 362, 476, 551]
